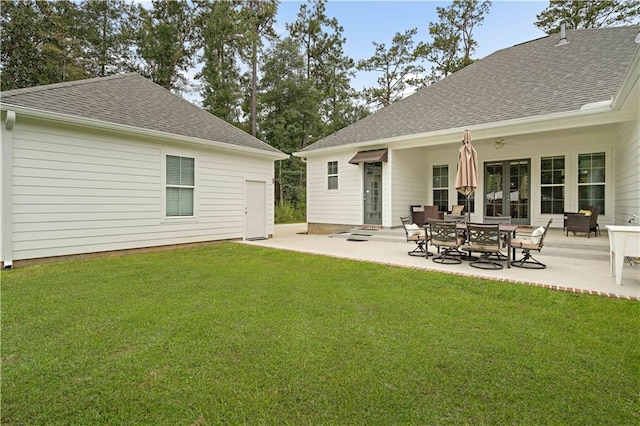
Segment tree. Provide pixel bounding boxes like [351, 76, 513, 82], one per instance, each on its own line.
[78, 0, 137, 77]
[287, 0, 355, 140]
[133, 0, 201, 93]
[535, 0, 640, 33]
[357, 28, 424, 109]
[1, 0, 45, 90]
[419, 0, 492, 83]
[196, 0, 243, 122]
[1, 0, 88, 91]
[259, 37, 321, 204]
[239, 0, 278, 136]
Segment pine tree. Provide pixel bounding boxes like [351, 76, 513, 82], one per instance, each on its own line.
[78, 0, 137, 77]
[419, 0, 492, 83]
[196, 0, 243, 122]
[535, 0, 640, 33]
[133, 0, 201, 93]
[357, 28, 425, 109]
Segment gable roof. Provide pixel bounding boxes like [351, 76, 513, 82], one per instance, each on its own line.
[300, 26, 640, 153]
[0, 73, 284, 156]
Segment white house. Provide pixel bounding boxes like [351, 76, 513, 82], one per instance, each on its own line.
[0, 73, 288, 268]
[295, 26, 640, 233]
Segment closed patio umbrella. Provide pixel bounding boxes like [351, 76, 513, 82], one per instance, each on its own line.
[455, 129, 478, 218]
[455, 129, 478, 261]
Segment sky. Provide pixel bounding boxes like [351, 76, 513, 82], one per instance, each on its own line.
[178, 0, 552, 103]
[272, 0, 549, 93]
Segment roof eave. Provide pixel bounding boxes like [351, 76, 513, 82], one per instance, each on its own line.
[612, 45, 640, 110]
[1, 103, 289, 161]
[293, 105, 631, 158]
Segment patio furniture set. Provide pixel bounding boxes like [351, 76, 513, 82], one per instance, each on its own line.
[401, 211, 554, 270]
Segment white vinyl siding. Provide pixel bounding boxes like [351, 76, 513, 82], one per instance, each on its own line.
[307, 152, 361, 225]
[9, 118, 276, 261]
[612, 119, 640, 224]
[391, 147, 427, 226]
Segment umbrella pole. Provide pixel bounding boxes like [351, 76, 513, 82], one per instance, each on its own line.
[460, 193, 479, 261]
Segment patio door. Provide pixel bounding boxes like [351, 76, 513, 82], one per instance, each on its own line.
[363, 162, 382, 225]
[484, 159, 530, 225]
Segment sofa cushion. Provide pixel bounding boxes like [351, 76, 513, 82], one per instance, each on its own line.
[578, 209, 592, 216]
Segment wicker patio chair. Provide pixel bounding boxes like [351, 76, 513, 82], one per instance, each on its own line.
[565, 206, 600, 238]
[423, 205, 442, 223]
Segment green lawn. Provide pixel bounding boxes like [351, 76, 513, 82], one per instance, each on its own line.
[2, 243, 638, 425]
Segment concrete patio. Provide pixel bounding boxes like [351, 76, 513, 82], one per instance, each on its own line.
[241, 223, 639, 300]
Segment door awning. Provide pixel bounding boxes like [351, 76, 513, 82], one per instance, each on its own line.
[348, 149, 388, 164]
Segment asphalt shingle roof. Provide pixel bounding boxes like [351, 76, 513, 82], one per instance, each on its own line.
[0, 73, 283, 154]
[301, 26, 639, 152]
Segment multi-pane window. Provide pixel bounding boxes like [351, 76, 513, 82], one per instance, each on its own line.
[328, 161, 338, 190]
[540, 156, 565, 214]
[578, 152, 605, 214]
[457, 192, 475, 213]
[432, 165, 448, 212]
[166, 155, 195, 217]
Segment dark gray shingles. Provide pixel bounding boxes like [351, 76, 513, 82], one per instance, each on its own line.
[0, 73, 283, 154]
[301, 26, 639, 152]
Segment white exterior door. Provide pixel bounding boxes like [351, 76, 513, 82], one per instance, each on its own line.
[245, 180, 267, 240]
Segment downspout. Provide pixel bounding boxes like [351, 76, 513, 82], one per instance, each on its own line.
[1, 111, 15, 269]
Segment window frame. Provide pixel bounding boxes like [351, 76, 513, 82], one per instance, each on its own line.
[540, 155, 565, 215]
[577, 152, 605, 214]
[164, 153, 197, 220]
[432, 165, 449, 212]
[327, 161, 338, 190]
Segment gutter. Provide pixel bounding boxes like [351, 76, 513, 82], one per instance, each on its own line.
[1, 111, 15, 268]
[0, 104, 289, 161]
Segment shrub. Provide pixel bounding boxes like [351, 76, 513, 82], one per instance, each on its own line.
[275, 201, 306, 224]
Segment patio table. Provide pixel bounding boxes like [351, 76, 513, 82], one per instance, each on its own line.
[456, 223, 518, 268]
[424, 221, 518, 267]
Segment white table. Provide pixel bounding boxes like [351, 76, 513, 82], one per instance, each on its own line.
[605, 225, 640, 285]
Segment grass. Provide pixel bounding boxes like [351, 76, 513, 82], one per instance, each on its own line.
[2, 243, 639, 425]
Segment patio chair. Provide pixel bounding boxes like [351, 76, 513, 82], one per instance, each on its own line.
[423, 205, 442, 223]
[429, 220, 464, 264]
[411, 205, 442, 226]
[411, 205, 425, 226]
[466, 223, 503, 270]
[450, 205, 464, 215]
[483, 216, 512, 260]
[565, 206, 600, 238]
[400, 216, 431, 257]
[509, 219, 553, 269]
